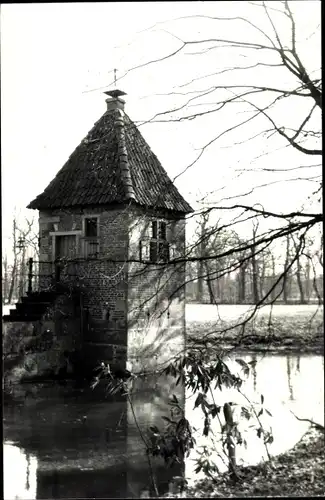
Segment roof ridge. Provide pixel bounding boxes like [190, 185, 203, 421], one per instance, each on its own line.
[115, 109, 136, 202]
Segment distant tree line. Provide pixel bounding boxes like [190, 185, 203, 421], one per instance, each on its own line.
[2, 211, 323, 307]
[186, 212, 323, 305]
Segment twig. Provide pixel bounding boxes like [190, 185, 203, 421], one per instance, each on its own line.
[237, 388, 273, 463]
[127, 392, 159, 496]
[289, 410, 324, 432]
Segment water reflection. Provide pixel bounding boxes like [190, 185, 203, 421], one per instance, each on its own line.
[185, 353, 324, 484]
[286, 356, 294, 400]
[3, 353, 324, 498]
[251, 353, 257, 392]
[3, 375, 183, 499]
[4, 444, 37, 499]
[295, 355, 301, 374]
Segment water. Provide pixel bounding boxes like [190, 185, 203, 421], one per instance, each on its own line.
[185, 352, 324, 484]
[3, 353, 324, 498]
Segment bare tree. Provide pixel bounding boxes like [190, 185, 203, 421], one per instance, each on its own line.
[270, 252, 277, 302]
[102, 1, 321, 310]
[2, 255, 9, 304]
[196, 213, 208, 302]
[237, 258, 248, 304]
[192, 212, 243, 304]
[7, 218, 18, 305]
[282, 233, 292, 304]
[303, 248, 311, 303]
[6, 215, 39, 304]
[251, 220, 260, 304]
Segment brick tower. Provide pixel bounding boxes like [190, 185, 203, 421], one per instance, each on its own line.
[27, 90, 193, 372]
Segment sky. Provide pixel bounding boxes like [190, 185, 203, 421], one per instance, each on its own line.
[1, 1, 321, 255]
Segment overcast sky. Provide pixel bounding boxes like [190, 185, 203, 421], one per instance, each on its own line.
[1, 1, 321, 252]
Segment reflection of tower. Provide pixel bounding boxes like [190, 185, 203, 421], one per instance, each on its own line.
[251, 354, 257, 392]
[126, 373, 185, 497]
[25, 451, 30, 491]
[286, 356, 294, 401]
[295, 355, 301, 373]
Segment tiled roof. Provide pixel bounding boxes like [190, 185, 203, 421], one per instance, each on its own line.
[28, 107, 193, 214]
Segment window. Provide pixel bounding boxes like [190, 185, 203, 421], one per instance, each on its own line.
[83, 216, 100, 258]
[149, 240, 169, 262]
[151, 220, 166, 240]
[151, 221, 158, 239]
[85, 217, 98, 238]
[158, 221, 166, 240]
[140, 220, 169, 263]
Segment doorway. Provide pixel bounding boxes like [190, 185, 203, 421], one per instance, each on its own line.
[54, 234, 77, 283]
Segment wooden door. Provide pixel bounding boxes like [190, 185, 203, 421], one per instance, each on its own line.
[55, 235, 77, 283]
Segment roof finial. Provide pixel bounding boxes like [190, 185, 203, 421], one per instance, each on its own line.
[114, 68, 117, 87]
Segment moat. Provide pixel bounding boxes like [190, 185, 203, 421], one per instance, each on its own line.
[4, 352, 324, 499]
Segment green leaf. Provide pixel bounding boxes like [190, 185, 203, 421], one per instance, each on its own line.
[258, 408, 264, 417]
[194, 393, 203, 409]
[149, 426, 160, 434]
[161, 416, 174, 424]
[241, 406, 251, 420]
[235, 358, 248, 369]
[265, 408, 273, 417]
[197, 365, 204, 375]
[210, 404, 221, 418]
[235, 358, 250, 376]
[171, 394, 179, 405]
[261, 394, 264, 405]
[202, 396, 210, 409]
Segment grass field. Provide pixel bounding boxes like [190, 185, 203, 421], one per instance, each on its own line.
[186, 303, 323, 353]
[186, 303, 323, 321]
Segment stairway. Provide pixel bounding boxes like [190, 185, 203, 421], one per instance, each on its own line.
[2, 290, 59, 322]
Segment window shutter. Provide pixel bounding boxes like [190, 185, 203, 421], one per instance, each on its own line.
[158, 221, 167, 240]
[166, 222, 173, 242]
[140, 240, 150, 262]
[150, 241, 158, 262]
[158, 241, 169, 262]
[151, 221, 158, 239]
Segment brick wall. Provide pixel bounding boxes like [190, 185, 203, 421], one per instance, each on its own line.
[127, 206, 186, 372]
[38, 206, 129, 368]
[37, 203, 186, 370]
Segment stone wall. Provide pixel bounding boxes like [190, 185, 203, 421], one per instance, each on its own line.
[3, 320, 55, 356]
[3, 291, 82, 383]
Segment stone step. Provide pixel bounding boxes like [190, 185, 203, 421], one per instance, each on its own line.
[15, 302, 51, 312]
[3, 314, 43, 322]
[3, 290, 61, 323]
[21, 292, 57, 303]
